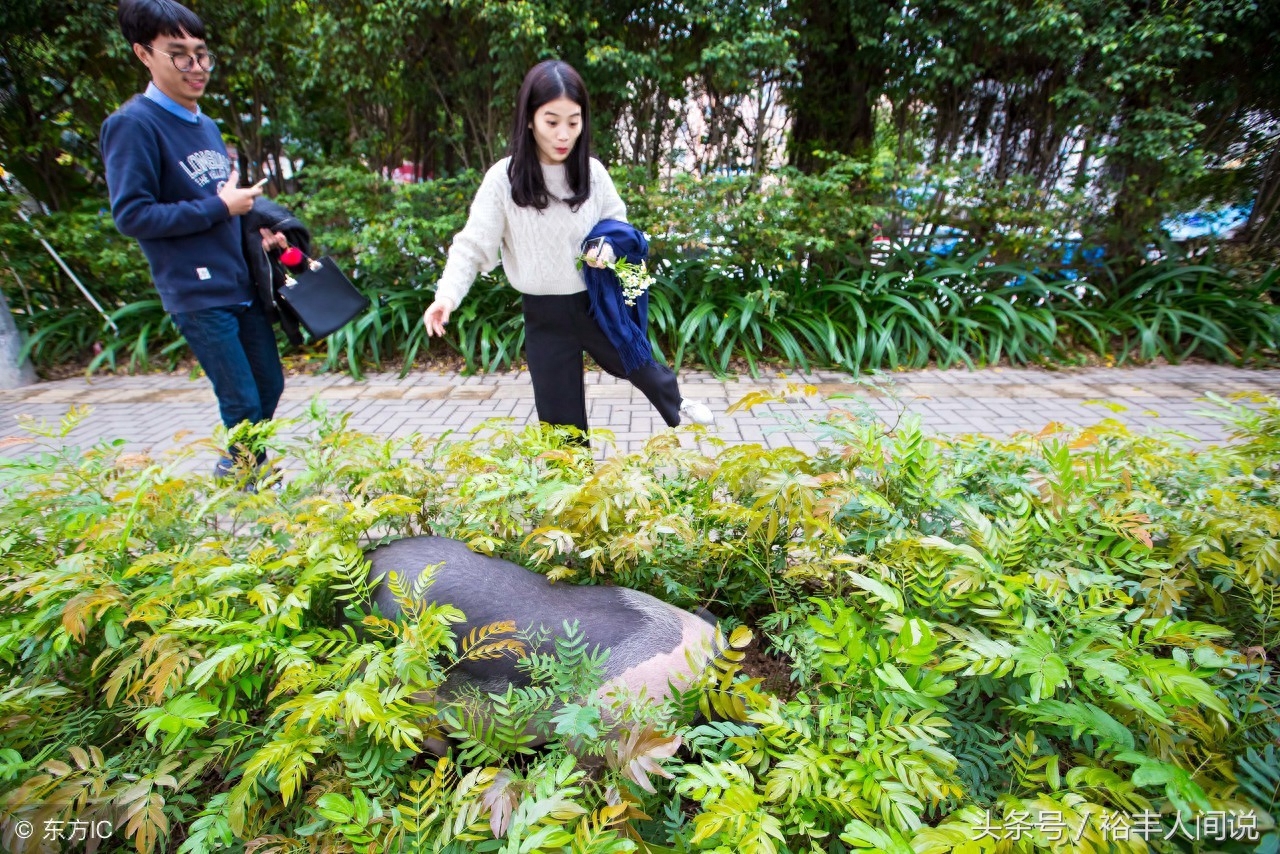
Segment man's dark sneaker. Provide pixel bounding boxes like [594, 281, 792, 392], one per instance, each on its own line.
[214, 451, 280, 493]
[213, 455, 239, 480]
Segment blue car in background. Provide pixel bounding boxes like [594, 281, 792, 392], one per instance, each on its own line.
[912, 201, 1252, 285]
[1161, 202, 1253, 242]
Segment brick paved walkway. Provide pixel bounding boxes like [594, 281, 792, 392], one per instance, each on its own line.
[2, 364, 1279, 468]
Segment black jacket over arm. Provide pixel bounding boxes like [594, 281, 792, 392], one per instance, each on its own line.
[241, 196, 312, 346]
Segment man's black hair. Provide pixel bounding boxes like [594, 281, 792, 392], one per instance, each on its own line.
[117, 0, 206, 47]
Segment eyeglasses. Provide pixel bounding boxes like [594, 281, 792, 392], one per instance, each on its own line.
[143, 44, 216, 73]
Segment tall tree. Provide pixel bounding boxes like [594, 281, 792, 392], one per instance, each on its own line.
[1184, 0, 1280, 247]
[0, 0, 135, 209]
[784, 0, 893, 172]
[190, 0, 310, 190]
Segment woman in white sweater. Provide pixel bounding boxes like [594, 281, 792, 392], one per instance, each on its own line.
[421, 60, 713, 441]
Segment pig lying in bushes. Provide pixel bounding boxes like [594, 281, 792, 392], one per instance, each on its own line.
[362, 536, 718, 748]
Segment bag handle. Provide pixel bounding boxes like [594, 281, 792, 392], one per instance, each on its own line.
[278, 243, 323, 285]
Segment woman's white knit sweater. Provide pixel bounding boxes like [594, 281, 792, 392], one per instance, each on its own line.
[433, 157, 627, 309]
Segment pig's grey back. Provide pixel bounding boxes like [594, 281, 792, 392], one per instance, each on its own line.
[365, 536, 685, 692]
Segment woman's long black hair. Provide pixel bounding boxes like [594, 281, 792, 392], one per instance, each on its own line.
[507, 60, 592, 211]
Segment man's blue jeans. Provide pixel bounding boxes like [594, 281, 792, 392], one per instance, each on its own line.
[170, 298, 284, 449]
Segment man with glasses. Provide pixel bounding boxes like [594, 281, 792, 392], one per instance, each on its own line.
[101, 0, 288, 483]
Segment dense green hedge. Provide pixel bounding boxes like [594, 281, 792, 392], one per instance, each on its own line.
[8, 0, 1279, 255]
[2, 165, 1278, 377]
[1, 392, 1277, 852]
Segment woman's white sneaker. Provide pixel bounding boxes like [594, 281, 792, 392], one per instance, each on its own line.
[679, 398, 715, 426]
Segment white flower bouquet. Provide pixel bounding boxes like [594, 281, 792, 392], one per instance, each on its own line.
[611, 257, 655, 307]
[579, 238, 656, 307]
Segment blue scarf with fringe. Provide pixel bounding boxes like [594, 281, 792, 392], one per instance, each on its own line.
[581, 219, 653, 375]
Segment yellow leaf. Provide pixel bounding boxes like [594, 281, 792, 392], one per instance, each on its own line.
[726, 390, 785, 414]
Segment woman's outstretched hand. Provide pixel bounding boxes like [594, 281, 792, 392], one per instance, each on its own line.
[423, 299, 452, 337]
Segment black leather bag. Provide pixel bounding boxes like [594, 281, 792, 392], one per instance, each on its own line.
[276, 255, 370, 340]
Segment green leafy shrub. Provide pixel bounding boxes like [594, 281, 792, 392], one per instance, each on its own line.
[287, 163, 1278, 376]
[0, 194, 180, 373]
[5, 166, 1277, 378]
[1, 391, 1277, 852]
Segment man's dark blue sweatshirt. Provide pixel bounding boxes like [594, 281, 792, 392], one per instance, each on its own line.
[100, 95, 253, 313]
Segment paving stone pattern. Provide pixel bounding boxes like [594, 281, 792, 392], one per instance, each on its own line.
[2, 365, 1279, 469]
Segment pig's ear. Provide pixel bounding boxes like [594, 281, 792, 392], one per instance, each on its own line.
[693, 606, 719, 626]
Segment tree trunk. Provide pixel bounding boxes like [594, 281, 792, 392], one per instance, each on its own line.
[786, 0, 887, 172]
[0, 288, 37, 389]
[1244, 143, 1280, 247]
